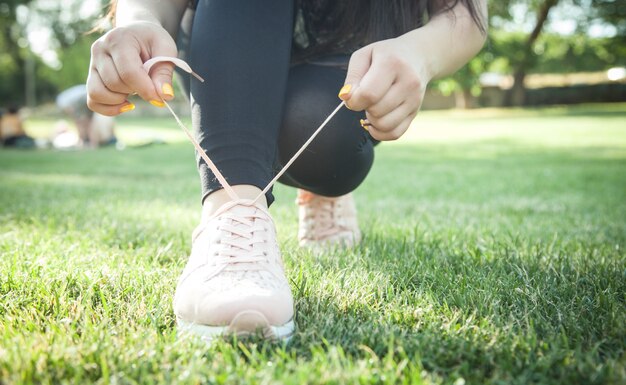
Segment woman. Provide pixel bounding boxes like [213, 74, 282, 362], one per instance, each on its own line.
[87, 0, 487, 341]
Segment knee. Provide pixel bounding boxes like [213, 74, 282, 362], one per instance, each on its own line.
[279, 62, 367, 158]
[279, 109, 375, 196]
[277, 62, 376, 196]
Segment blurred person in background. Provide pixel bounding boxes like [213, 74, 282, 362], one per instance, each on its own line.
[56, 85, 118, 149]
[0, 106, 35, 149]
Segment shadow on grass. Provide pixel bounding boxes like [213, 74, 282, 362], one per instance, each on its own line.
[278, 231, 625, 383]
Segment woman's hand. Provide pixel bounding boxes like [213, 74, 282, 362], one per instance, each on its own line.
[339, 37, 431, 141]
[339, 0, 487, 141]
[87, 21, 178, 116]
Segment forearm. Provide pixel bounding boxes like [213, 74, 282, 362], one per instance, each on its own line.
[400, 0, 487, 80]
[116, 0, 188, 37]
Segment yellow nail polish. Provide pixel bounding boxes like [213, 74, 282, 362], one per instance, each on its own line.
[162, 83, 174, 97]
[119, 103, 135, 113]
[360, 119, 369, 131]
[150, 99, 165, 107]
[338, 84, 352, 99]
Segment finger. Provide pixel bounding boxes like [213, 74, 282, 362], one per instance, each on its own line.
[146, 36, 177, 101]
[367, 112, 415, 141]
[365, 83, 406, 119]
[86, 68, 131, 107]
[93, 54, 133, 95]
[110, 48, 160, 103]
[360, 60, 425, 123]
[365, 106, 408, 132]
[147, 62, 175, 102]
[339, 46, 373, 103]
[87, 67, 134, 116]
[87, 99, 135, 117]
[366, 102, 412, 133]
[348, 52, 397, 112]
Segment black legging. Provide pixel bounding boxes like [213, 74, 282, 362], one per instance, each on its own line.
[181, 0, 376, 205]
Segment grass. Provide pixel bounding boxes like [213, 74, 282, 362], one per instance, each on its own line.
[1, 103, 625, 384]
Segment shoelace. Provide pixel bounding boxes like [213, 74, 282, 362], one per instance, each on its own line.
[301, 197, 343, 239]
[143, 56, 344, 204]
[143, 57, 345, 262]
[213, 204, 270, 270]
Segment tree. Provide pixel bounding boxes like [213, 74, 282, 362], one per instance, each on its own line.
[0, 0, 103, 106]
[430, 55, 488, 109]
[431, 0, 562, 108]
[572, 0, 626, 38]
[435, 0, 626, 108]
[0, 0, 33, 106]
[505, 0, 560, 106]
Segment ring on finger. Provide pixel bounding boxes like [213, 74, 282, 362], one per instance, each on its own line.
[360, 118, 373, 131]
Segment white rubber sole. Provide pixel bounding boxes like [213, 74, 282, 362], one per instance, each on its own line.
[177, 310, 295, 343]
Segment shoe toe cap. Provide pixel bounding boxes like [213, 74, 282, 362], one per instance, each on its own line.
[174, 279, 294, 327]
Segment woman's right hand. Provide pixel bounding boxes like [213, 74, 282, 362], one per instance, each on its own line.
[87, 21, 178, 116]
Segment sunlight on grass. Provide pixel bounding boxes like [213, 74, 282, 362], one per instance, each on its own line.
[402, 103, 626, 148]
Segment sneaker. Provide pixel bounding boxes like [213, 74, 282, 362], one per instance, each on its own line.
[297, 190, 361, 249]
[173, 199, 294, 342]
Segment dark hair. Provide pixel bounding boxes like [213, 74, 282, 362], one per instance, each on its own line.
[293, 0, 486, 61]
[99, 1, 485, 58]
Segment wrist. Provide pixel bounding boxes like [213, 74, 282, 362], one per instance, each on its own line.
[115, 0, 186, 35]
[395, 31, 438, 84]
[397, 3, 487, 81]
[115, 5, 162, 28]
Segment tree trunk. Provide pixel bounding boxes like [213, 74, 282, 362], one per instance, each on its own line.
[2, 24, 27, 105]
[455, 88, 473, 109]
[25, 54, 37, 107]
[509, 70, 527, 107]
[505, 0, 559, 106]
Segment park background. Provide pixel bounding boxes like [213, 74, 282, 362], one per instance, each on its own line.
[1, 1, 625, 384]
[1, 0, 625, 111]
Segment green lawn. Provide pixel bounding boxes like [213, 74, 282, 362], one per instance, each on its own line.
[1, 104, 625, 384]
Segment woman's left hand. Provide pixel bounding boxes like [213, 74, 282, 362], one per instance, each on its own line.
[339, 37, 431, 141]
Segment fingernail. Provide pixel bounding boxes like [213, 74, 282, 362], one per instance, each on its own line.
[360, 118, 370, 131]
[162, 83, 174, 97]
[150, 99, 165, 108]
[338, 84, 352, 99]
[119, 103, 135, 113]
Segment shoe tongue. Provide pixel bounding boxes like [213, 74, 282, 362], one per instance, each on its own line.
[227, 202, 266, 220]
[222, 201, 270, 228]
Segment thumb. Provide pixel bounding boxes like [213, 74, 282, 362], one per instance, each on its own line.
[339, 46, 372, 108]
[148, 37, 178, 101]
[149, 61, 176, 101]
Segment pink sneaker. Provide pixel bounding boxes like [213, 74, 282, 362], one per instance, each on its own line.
[144, 56, 353, 342]
[173, 199, 294, 342]
[297, 190, 361, 249]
